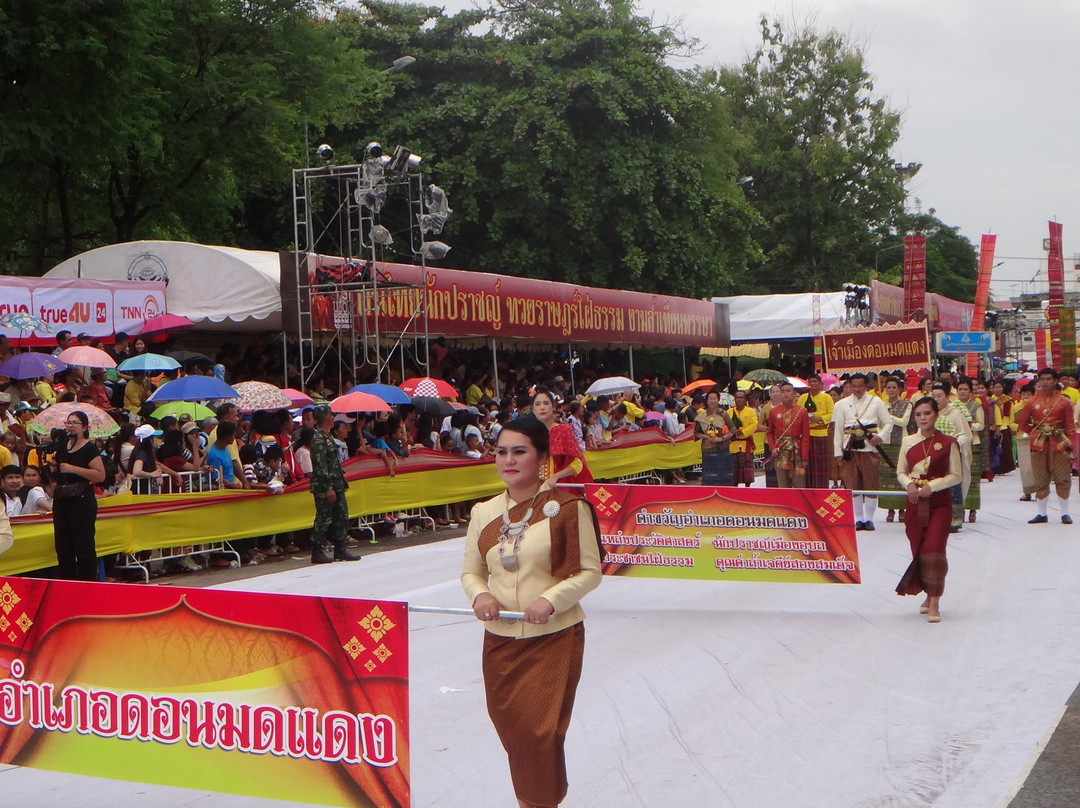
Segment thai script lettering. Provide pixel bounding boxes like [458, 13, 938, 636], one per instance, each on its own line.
[635, 508, 808, 530]
[601, 531, 701, 549]
[0, 660, 397, 768]
[825, 339, 926, 363]
[715, 554, 856, 573]
[711, 537, 827, 556]
[605, 552, 695, 567]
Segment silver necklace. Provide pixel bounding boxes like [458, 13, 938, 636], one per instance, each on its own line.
[498, 490, 542, 572]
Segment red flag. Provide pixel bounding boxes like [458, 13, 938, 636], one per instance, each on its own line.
[903, 235, 927, 321]
[966, 235, 997, 377]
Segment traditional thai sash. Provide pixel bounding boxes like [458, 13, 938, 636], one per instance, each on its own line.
[904, 432, 953, 527]
[773, 406, 805, 472]
[1030, 396, 1072, 453]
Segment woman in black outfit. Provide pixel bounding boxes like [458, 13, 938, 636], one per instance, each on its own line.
[53, 410, 105, 580]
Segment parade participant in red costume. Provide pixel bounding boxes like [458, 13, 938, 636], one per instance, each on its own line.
[895, 396, 961, 623]
[1014, 367, 1076, 524]
[530, 387, 593, 486]
[765, 382, 810, 488]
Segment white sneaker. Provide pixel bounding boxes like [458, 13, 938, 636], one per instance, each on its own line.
[178, 556, 201, 572]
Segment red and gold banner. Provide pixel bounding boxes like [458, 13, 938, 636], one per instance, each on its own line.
[822, 322, 930, 374]
[1048, 221, 1066, 368]
[967, 234, 998, 377]
[1060, 307, 1077, 370]
[299, 255, 729, 348]
[902, 235, 927, 321]
[0, 578, 409, 807]
[1035, 328, 1050, 369]
[586, 484, 859, 583]
[871, 280, 974, 332]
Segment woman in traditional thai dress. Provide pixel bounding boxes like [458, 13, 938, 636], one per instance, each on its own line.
[530, 387, 593, 485]
[992, 379, 1017, 474]
[462, 417, 604, 808]
[895, 396, 962, 623]
[881, 377, 913, 523]
[694, 389, 735, 486]
[956, 378, 984, 522]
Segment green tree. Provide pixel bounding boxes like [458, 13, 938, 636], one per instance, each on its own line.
[869, 211, 978, 302]
[336, 0, 759, 298]
[0, 0, 379, 273]
[719, 16, 906, 293]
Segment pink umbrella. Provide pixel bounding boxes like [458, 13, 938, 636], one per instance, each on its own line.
[56, 346, 117, 369]
[330, 391, 392, 414]
[282, 387, 315, 407]
[138, 313, 195, 337]
[820, 372, 839, 389]
[399, 376, 458, 398]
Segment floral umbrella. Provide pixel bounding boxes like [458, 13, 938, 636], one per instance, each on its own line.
[399, 376, 458, 398]
[29, 402, 119, 439]
[0, 311, 52, 334]
[0, 352, 64, 380]
[220, 381, 294, 412]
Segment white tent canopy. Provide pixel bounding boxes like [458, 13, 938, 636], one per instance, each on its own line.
[45, 241, 282, 331]
[712, 292, 847, 342]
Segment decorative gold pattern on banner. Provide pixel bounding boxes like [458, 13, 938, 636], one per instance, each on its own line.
[0, 582, 19, 615]
[817, 506, 829, 518]
[825, 492, 845, 509]
[364, 660, 377, 673]
[0, 615, 8, 632]
[342, 636, 366, 660]
[15, 613, 31, 634]
[359, 605, 395, 643]
[372, 644, 393, 664]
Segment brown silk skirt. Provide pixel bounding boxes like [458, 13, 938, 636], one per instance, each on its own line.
[483, 623, 585, 807]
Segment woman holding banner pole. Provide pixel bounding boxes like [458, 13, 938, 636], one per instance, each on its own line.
[461, 417, 604, 808]
[895, 397, 962, 623]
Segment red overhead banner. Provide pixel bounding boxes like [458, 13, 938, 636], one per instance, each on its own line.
[304, 257, 729, 348]
[967, 234, 997, 376]
[0, 578, 409, 807]
[823, 322, 931, 374]
[871, 280, 974, 332]
[902, 235, 927, 321]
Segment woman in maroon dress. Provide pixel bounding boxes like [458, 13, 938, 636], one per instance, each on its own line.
[530, 387, 593, 486]
[895, 396, 962, 623]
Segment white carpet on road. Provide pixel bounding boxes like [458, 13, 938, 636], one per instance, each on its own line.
[3, 472, 1079, 807]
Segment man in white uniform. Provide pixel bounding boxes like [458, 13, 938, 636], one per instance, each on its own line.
[832, 373, 893, 531]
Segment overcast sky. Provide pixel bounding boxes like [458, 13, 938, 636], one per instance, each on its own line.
[434, 0, 1080, 301]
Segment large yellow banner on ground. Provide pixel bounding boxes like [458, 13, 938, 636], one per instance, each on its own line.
[0, 577, 409, 807]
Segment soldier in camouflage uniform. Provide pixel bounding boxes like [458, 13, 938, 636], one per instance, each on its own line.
[309, 404, 361, 564]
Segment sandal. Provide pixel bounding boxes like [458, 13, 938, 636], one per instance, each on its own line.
[898, 510, 905, 523]
[968, 510, 976, 523]
[283, 544, 300, 553]
[886, 510, 895, 523]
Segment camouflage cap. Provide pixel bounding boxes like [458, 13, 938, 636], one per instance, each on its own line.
[313, 403, 333, 420]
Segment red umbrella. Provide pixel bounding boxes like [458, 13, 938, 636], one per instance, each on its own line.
[330, 391, 392, 414]
[138, 313, 195, 337]
[281, 387, 315, 407]
[399, 376, 457, 398]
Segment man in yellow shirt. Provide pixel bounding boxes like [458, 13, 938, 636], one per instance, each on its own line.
[729, 390, 758, 487]
[798, 374, 834, 489]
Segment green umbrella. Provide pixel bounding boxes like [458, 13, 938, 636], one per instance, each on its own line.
[149, 401, 215, 421]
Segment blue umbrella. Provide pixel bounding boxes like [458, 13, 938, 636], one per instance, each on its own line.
[147, 375, 239, 402]
[347, 383, 412, 405]
[117, 353, 182, 373]
[0, 352, 64, 379]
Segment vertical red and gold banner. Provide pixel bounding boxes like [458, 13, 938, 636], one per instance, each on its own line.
[1047, 221, 1065, 368]
[812, 293, 824, 374]
[903, 235, 927, 321]
[0, 579, 410, 808]
[966, 234, 998, 377]
[585, 484, 860, 584]
[1035, 328, 1051, 369]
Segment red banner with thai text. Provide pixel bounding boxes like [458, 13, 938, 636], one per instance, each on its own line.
[903, 235, 927, 321]
[1035, 328, 1050, 369]
[823, 322, 931, 373]
[871, 280, 974, 332]
[0, 578, 409, 807]
[967, 234, 997, 376]
[1048, 222, 1065, 368]
[304, 257, 729, 348]
[585, 484, 859, 584]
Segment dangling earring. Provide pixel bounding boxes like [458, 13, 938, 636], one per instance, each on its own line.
[539, 463, 549, 482]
